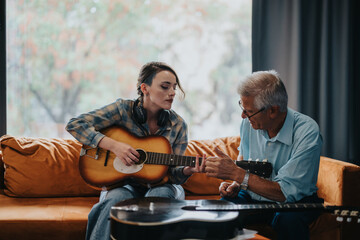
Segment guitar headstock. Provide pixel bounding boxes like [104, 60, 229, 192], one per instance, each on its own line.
[326, 206, 360, 223]
[235, 159, 272, 178]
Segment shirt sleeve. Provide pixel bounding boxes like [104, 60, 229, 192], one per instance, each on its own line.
[167, 120, 190, 185]
[274, 125, 323, 202]
[65, 100, 123, 148]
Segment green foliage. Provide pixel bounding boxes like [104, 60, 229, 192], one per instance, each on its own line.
[7, 0, 252, 138]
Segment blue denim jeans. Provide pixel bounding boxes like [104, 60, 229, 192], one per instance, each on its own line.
[222, 190, 323, 240]
[86, 183, 185, 240]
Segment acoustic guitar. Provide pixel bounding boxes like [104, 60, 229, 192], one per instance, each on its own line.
[79, 126, 272, 189]
[110, 197, 360, 240]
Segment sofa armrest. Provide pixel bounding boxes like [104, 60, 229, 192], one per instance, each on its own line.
[317, 156, 360, 206]
[0, 150, 4, 189]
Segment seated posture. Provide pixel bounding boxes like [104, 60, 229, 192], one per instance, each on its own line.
[66, 62, 204, 240]
[205, 70, 323, 240]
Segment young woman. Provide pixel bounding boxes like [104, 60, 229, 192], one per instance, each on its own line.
[66, 62, 205, 240]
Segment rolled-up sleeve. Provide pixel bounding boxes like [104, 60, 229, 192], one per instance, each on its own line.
[167, 120, 189, 184]
[65, 101, 122, 147]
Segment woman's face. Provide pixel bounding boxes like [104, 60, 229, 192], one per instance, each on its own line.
[142, 70, 177, 111]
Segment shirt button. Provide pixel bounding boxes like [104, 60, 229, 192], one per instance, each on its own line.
[267, 142, 271, 146]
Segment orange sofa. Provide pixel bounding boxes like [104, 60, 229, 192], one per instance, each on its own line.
[0, 135, 359, 240]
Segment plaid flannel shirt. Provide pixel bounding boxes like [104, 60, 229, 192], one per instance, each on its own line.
[66, 98, 189, 184]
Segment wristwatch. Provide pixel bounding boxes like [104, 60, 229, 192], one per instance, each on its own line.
[240, 170, 250, 190]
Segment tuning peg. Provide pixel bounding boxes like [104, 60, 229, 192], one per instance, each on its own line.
[263, 158, 268, 162]
[336, 216, 344, 222]
[255, 158, 259, 162]
[341, 210, 350, 216]
[350, 210, 359, 217]
[358, 218, 360, 224]
[347, 217, 352, 223]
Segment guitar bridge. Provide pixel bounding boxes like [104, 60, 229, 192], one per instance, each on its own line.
[80, 147, 99, 160]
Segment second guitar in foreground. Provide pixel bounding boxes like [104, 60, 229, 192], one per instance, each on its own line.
[79, 127, 272, 189]
[110, 197, 360, 240]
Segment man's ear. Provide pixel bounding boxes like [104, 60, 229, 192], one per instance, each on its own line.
[269, 105, 280, 119]
[140, 83, 149, 96]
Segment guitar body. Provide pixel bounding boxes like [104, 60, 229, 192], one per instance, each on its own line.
[110, 197, 239, 240]
[79, 127, 171, 189]
[110, 197, 360, 240]
[79, 126, 272, 190]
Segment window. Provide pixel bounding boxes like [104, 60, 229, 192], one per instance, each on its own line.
[5, 0, 252, 139]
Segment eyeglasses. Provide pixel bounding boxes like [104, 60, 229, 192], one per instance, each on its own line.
[238, 100, 265, 119]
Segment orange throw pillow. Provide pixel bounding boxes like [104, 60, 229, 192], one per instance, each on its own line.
[182, 136, 240, 195]
[0, 135, 99, 197]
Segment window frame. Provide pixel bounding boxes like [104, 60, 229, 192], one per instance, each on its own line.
[0, 1, 6, 136]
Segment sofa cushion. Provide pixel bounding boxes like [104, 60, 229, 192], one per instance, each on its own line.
[0, 135, 99, 197]
[182, 136, 240, 195]
[0, 194, 99, 240]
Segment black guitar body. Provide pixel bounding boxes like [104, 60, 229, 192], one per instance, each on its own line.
[111, 218, 239, 240]
[110, 197, 240, 240]
[110, 197, 360, 240]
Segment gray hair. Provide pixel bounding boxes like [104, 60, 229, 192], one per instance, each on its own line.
[237, 70, 288, 112]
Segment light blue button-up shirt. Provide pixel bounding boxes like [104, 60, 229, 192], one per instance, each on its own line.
[239, 108, 323, 202]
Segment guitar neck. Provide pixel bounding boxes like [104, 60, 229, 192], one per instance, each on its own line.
[180, 201, 360, 223]
[145, 152, 253, 167]
[193, 203, 360, 218]
[194, 202, 326, 212]
[145, 152, 201, 167]
[145, 152, 272, 178]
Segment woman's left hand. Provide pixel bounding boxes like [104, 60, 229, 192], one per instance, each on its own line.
[183, 154, 206, 176]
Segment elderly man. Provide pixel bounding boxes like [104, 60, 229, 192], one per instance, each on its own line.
[205, 70, 323, 240]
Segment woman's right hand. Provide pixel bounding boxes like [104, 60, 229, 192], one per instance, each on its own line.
[99, 137, 140, 166]
[111, 142, 140, 166]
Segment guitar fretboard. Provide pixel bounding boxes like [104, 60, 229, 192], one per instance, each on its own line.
[191, 203, 360, 222]
[146, 152, 201, 167]
[196, 203, 325, 211]
[142, 151, 272, 178]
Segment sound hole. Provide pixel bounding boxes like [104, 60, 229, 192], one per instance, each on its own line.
[136, 149, 147, 165]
